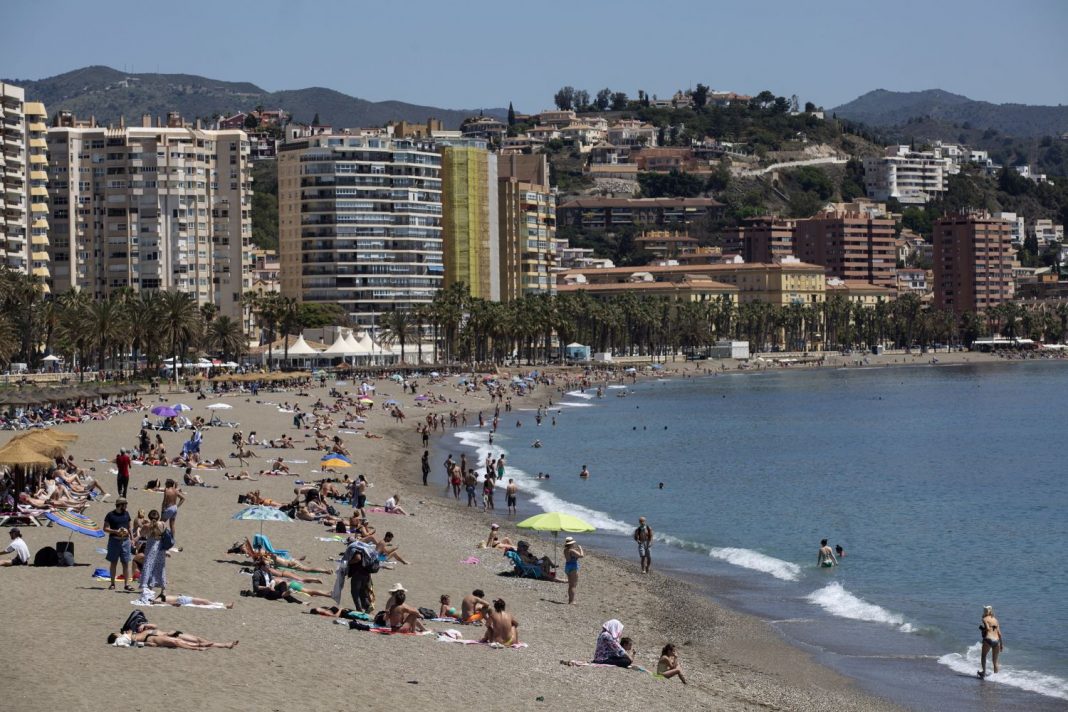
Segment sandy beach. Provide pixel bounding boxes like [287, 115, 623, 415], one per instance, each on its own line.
[3, 353, 1028, 711]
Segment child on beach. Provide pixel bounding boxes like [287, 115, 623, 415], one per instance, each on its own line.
[657, 643, 688, 683]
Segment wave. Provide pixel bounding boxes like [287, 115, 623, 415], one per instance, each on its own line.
[805, 582, 915, 632]
[607, 385, 627, 390]
[557, 401, 594, 408]
[708, 547, 802, 581]
[565, 390, 594, 399]
[938, 643, 1068, 700]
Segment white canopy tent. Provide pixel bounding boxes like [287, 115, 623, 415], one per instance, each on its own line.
[284, 334, 320, 358]
[323, 331, 357, 357]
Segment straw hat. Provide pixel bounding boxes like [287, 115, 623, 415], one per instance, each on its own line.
[388, 583, 407, 593]
[563, 536, 576, 545]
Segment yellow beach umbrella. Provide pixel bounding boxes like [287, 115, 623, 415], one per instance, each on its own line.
[516, 511, 596, 563]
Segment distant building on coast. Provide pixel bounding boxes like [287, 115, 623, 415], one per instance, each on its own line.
[933, 214, 1014, 313]
[0, 82, 50, 285]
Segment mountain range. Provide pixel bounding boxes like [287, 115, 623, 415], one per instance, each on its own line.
[831, 89, 1068, 138]
[3, 66, 507, 129]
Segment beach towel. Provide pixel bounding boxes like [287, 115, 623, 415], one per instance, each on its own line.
[436, 634, 527, 649]
[130, 600, 227, 609]
[461, 556, 480, 565]
[365, 507, 404, 514]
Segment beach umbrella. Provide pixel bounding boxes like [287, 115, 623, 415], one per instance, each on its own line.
[414, 395, 429, 401]
[359, 398, 373, 405]
[516, 511, 597, 562]
[232, 505, 293, 537]
[42, 354, 61, 362]
[8, 430, 71, 459]
[205, 403, 233, 410]
[390, 374, 404, 382]
[45, 510, 105, 539]
[624, 367, 637, 373]
[172, 403, 193, 412]
[320, 453, 352, 469]
[223, 361, 240, 369]
[151, 405, 179, 417]
[430, 372, 440, 378]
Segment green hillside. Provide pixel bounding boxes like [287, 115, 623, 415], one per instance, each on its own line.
[4, 65, 507, 129]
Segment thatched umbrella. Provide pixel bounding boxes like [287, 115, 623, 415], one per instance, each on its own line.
[8, 430, 72, 459]
[0, 439, 56, 495]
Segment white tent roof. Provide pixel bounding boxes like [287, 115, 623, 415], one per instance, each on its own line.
[351, 332, 375, 356]
[285, 334, 320, 357]
[323, 330, 356, 356]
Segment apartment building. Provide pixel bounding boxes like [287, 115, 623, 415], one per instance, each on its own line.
[933, 215, 1014, 314]
[994, 211, 1025, 245]
[441, 144, 499, 300]
[277, 128, 443, 327]
[723, 216, 795, 263]
[1, 83, 50, 283]
[1031, 218, 1064, 246]
[47, 113, 252, 317]
[559, 260, 826, 306]
[863, 145, 955, 204]
[794, 212, 897, 286]
[557, 197, 723, 231]
[498, 153, 556, 300]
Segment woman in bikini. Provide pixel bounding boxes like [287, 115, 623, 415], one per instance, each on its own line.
[978, 605, 1004, 678]
[563, 536, 584, 604]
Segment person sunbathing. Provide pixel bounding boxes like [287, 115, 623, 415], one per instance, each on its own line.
[461, 589, 491, 622]
[224, 471, 256, 481]
[479, 523, 514, 550]
[19, 491, 86, 511]
[245, 491, 285, 508]
[481, 598, 519, 645]
[154, 593, 234, 609]
[516, 540, 555, 578]
[183, 469, 205, 487]
[375, 531, 409, 565]
[270, 457, 290, 474]
[307, 605, 365, 620]
[108, 629, 238, 649]
[386, 591, 426, 633]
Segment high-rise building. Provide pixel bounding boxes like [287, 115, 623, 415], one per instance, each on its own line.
[723, 216, 795, 263]
[794, 212, 897, 286]
[277, 128, 443, 326]
[863, 145, 956, 204]
[47, 113, 252, 317]
[441, 144, 499, 300]
[933, 214, 1014, 314]
[498, 154, 556, 301]
[1, 83, 50, 284]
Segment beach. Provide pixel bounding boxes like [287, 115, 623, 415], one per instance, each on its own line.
[10, 350, 1054, 711]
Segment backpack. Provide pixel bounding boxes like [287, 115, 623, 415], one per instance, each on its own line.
[33, 546, 58, 567]
[160, 528, 175, 551]
[345, 541, 380, 574]
[122, 610, 149, 634]
[418, 607, 436, 620]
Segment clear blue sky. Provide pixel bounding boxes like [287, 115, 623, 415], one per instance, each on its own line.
[5, 0, 1066, 112]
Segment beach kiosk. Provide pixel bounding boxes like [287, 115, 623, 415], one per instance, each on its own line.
[564, 343, 591, 362]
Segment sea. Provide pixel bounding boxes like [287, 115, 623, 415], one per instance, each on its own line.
[438, 361, 1068, 711]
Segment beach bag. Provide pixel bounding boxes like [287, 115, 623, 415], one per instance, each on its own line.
[160, 528, 175, 551]
[373, 610, 388, 627]
[418, 607, 436, 620]
[34, 546, 58, 567]
[237, 494, 249, 504]
[145, 479, 159, 490]
[122, 610, 148, 634]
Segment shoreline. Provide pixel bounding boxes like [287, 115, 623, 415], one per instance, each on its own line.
[1, 357, 1059, 710]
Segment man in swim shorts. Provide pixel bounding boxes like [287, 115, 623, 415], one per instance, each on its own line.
[506, 479, 518, 515]
[634, 517, 653, 574]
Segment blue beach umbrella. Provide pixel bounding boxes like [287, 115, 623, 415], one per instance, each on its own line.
[232, 505, 294, 537]
[46, 510, 105, 538]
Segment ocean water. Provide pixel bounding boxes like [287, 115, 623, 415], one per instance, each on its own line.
[440, 362, 1068, 711]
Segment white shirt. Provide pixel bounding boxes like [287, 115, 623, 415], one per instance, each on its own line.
[384, 497, 396, 510]
[5, 538, 29, 563]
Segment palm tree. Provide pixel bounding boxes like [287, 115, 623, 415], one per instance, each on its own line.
[158, 291, 202, 384]
[255, 293, 284, 370]
[208, 316, 246, 362]
[83, 296, 129, 372]
[379, 309, 413, 364]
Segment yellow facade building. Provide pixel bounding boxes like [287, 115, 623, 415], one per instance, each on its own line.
[441, 145, 499, 300]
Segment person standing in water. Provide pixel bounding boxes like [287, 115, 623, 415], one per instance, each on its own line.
[633, 517, 653, 574]
[817, 539, 838, 568]
[978, 605, 1004, 679]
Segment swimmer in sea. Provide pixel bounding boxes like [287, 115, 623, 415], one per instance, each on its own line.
[532, 440, 542, 448]
[579, 464, 590, 479]
[835, 544, 845, 559]
[817, 539, 838, 568]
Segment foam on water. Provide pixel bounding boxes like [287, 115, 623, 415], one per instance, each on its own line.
[557, 401, 594, 408]
[937, 643, 1068, 700]
[708, 547, 802, 581]
[565, 390, 594, 399]
[607, 385, 627, 390]
[806, 582, 915, 632]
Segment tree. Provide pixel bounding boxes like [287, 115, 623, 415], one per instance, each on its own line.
[379, 309, 413, 364]
[804, 101, 817, 113]
[311, 112, 321, 126]
[507, 102, 516, 127]
[594, 88, 612, 112]
[553, 87, 576, 111]
[243, 113, 259, 130]
[207, 316, 246, 362]
[573, 89, 590, 111]
[158, 291, 201, 384]
[692, 84, 709, 109]
[610, 92, 629, 111]
[638, 170, 705, 198]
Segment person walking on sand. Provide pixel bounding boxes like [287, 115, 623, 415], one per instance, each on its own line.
[139, 509, 168, 601]
[506, 478, 518, 515]
[634, 517, 653, 574]
[114, 448, 132, 498]
[978, 605, 1004, 679]
[103, 498, 134, 590]
[421, 450, 430, 486]
[563, 536, 585, 604]
[160, 480, 185, 541]
[817, 538, 838, 568]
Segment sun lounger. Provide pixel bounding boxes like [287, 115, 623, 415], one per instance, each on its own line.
[505, 549, 553, 579]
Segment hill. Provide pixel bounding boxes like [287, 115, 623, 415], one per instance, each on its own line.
[3, 65, 507, 129]
[832, 89, 1068, 138]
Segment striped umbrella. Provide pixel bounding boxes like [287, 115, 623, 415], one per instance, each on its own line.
[232, 505, 294, 537]
[320, 453, 352, 469]
[45, 510, 105, 538]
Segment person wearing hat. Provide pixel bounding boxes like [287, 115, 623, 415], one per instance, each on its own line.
[1, 528, 30, 566]
[103, 498, 133, 590]
[382, 582, 407, 612]
[563, 536, 585, 604]
[482, 523, 513, 550]
[114, 448, 132, 499]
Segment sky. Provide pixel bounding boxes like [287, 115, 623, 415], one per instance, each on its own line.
[5, 0, 1067, 113]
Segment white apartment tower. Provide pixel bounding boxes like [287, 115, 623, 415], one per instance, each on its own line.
[1, 83, 50, 284]
[277, 127, 443, 327]
[47, 114, 252, 317]
[863, 145, 956, 205]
